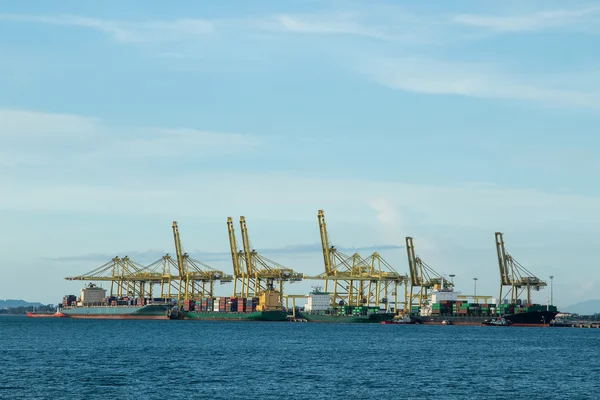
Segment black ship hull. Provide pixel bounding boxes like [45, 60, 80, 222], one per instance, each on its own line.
[412, 310, 558, 326]
[502, 311, 558, 325]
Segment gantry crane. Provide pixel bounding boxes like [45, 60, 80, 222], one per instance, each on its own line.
[64, 222, 231, 308]
[405, 236, 453, 312]
[307, 210, 408, 312]
[362, 252, 410, 314]
[495, 232, 546, 304]
[140, 253, 232, 301]
[170, 221, 233, 310]
[227, 217, 246, 297]
[227, 216, 303, 310]
[65, 256, 150, 298]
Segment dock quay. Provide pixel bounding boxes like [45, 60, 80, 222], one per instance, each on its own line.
[550, 321, 600, 328]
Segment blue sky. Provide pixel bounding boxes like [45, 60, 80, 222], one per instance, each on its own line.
[1, 1, 599, 307]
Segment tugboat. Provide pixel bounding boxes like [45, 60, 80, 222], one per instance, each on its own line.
[481, 317, 512, 326]
[381, 315, 418, 325]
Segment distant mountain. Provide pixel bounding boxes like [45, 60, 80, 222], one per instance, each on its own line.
[562, 299, 600, 315]
[0, 299, 44, 309]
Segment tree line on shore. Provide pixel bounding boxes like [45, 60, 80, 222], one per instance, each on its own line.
[0, 304, 56, 315]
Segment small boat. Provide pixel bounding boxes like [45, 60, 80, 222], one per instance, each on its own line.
[481, 317, 512, 326]
[26, 311, 66, 318]
[441, 320, 453, 325]
[381, 315, 418, 325]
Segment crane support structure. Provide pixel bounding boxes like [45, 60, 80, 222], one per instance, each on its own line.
[227, 216, 303, 309]
[65, 222, 233, 311]
[495, 232, 546, 304]
[405, 236, 453, 313]
[309, 210, 409, 313]
[170, 222, 233, 307]
[65, 256, 152, 299]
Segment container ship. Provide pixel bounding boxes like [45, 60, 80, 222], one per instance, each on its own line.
[182, 290, 288, 321]
[53, 284, 173, 319]
[294, 287, 395, 323]
[410, 285, 558, 326]
[46, 283, 288, 321]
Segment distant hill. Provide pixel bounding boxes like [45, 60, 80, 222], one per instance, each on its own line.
[562, 299, 600, 315]
[0, 299, 44, 309]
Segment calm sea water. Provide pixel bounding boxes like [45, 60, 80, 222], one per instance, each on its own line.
[1, 317, 599, 400]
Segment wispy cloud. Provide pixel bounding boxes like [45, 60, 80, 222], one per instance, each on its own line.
[364, 57, 600, 109]
[453, 5, 600, 33]
[79, 127, 258, 162]
[0, 10, 441, 45]
[0, 14, 214, 43]
[0, 108, 257, 167]
[3, 171, 599, 230]
[276, 13, 382, 37]
[0, 109, 99, 138]
[268, 13, 397, 41]
[46, 243, 403, 264]
[2, 4, 599, 47]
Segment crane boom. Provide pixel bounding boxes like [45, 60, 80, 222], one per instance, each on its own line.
[172, 222, 185, 276]
[494, 232, 546, 304]
[405, 237, 420, 286]
[239, 216, 253, 275]
[227, 217, 242, 296]
[495, 232, 510, 286]
[227, 217, 241, 276]
[318, 210, 333, 275]
[172, 221, 186, 311]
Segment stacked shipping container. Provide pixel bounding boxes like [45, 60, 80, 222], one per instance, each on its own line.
[186, 297, 259, 313]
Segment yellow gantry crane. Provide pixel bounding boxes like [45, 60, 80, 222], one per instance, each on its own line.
[142, 254, 231, 301]
[495, 232, 546, 304]
[227, 216, 303, 310]
[227, 217, 245, 297]
[65, 222, 231, 308]
[362, 252, 410, 314]
[307, 210, 408, 312]
[64, 256, 150, 298]
[171, 221, 233, 310]
[405, 236, 453, 312]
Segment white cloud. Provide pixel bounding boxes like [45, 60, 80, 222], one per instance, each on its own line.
[453, 5, 600, 33]
[368, 197, 406, 245]
[246, 10, 443, 44]
[0, 10, 439, 45]
[2, 171, 599, 229]
[2, 4, 599, 49]
[0, 14, 213, 43]
[0, 108, 99, 138]
[273, 13, 390, 39]
[0, 109, 257, 167]
[80, 127, 258, 161]
[364, 57, 600, 109]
